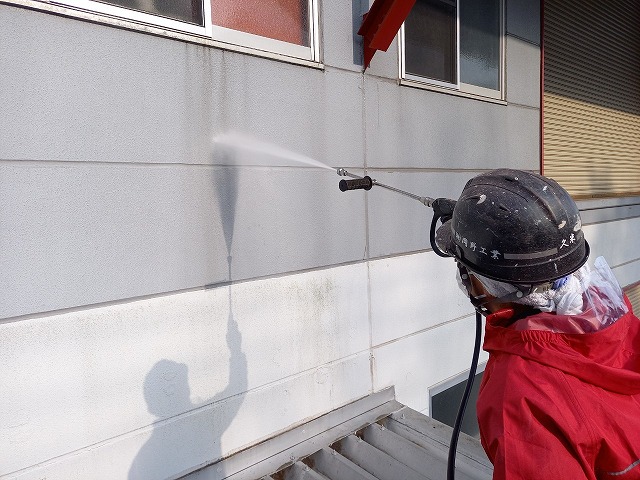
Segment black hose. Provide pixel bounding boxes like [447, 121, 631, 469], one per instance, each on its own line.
[447, 310, 483, 480]
[430, 198, 456, 257]
[430, 215, 450, 257]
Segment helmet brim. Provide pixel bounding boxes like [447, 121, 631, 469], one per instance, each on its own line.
[434, 219, 590, 285]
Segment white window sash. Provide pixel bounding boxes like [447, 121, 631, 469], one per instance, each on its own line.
[212, 25, 314, 61]
[309, 0, 320, 61]
[460, 82, 502, 100]
[53, 0, 317, 62]
[56, 0, 211, 36]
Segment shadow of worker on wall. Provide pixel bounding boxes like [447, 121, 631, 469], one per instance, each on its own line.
[130, 135, 247, 479]
[128, 305, 247, 480]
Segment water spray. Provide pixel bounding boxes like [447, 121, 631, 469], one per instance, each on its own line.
[336, 167, 480, 480]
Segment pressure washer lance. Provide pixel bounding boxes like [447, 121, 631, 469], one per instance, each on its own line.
[336, 168, 456, 257]
[337, 168, 435, 207]
[336, 168, 481, 480]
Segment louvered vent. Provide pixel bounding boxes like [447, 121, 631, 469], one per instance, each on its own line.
[269, 410, 492, 480]
[182, 390, 493, 480]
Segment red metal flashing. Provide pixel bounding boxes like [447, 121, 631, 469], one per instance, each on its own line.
[358, 0, 417, 69]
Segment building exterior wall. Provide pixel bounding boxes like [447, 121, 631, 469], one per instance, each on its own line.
[3, 1, 636, 479]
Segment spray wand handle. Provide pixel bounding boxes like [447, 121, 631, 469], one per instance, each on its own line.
[339, 177, 374, 191]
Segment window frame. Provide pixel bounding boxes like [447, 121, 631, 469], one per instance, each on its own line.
[399, 0, 505, 101]
[57, 0, 212, 36]
[211, 0, 319, 61]
[52, 0, 320, 62]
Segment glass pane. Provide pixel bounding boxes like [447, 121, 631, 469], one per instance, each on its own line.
[405, 0, 456, 84]
[99, 0, 204, 25]
[460, 0, 500, 90]
[212, 0, 310, 47]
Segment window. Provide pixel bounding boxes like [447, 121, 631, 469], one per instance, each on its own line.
[211, 0, 314, 59]
[55, 0, 318, 61]
[97, 0, 204, 25]
[401, 0, 503, 100]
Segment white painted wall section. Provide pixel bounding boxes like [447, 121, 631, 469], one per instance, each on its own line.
[373, 315, 489, 415]
[369, 252, 487, 414]
[369, 252, 472, 345]
[1, 264, 371, 479]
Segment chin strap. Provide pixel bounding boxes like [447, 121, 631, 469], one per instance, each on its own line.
[456, 262, 539, 315]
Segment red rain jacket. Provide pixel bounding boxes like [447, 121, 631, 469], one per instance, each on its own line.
[477, 297, 640, 479]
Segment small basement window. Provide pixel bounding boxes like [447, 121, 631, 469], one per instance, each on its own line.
[429, 365, 485, 439]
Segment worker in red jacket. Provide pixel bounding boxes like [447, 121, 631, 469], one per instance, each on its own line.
[435, 169, 640, 480]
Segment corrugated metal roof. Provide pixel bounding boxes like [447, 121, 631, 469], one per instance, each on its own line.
[182, 388, 493, 480]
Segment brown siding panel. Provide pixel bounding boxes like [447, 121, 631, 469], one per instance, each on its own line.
[543, 0, 640, 198]
[625, 282, 640, 316]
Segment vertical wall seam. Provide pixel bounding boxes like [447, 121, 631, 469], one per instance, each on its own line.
[361, 69, 375, 394]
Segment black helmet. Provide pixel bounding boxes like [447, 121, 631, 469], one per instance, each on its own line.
[436, 169, 589, 285]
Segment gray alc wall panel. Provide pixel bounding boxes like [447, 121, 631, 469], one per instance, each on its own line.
[1, 1, 541, 319]
[367, 172, 477, 258]
[505, 35, 541, 108]
[0, 5, 365, 167]
[0, 162, 368, 320]
[363, 78, 539, 171]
